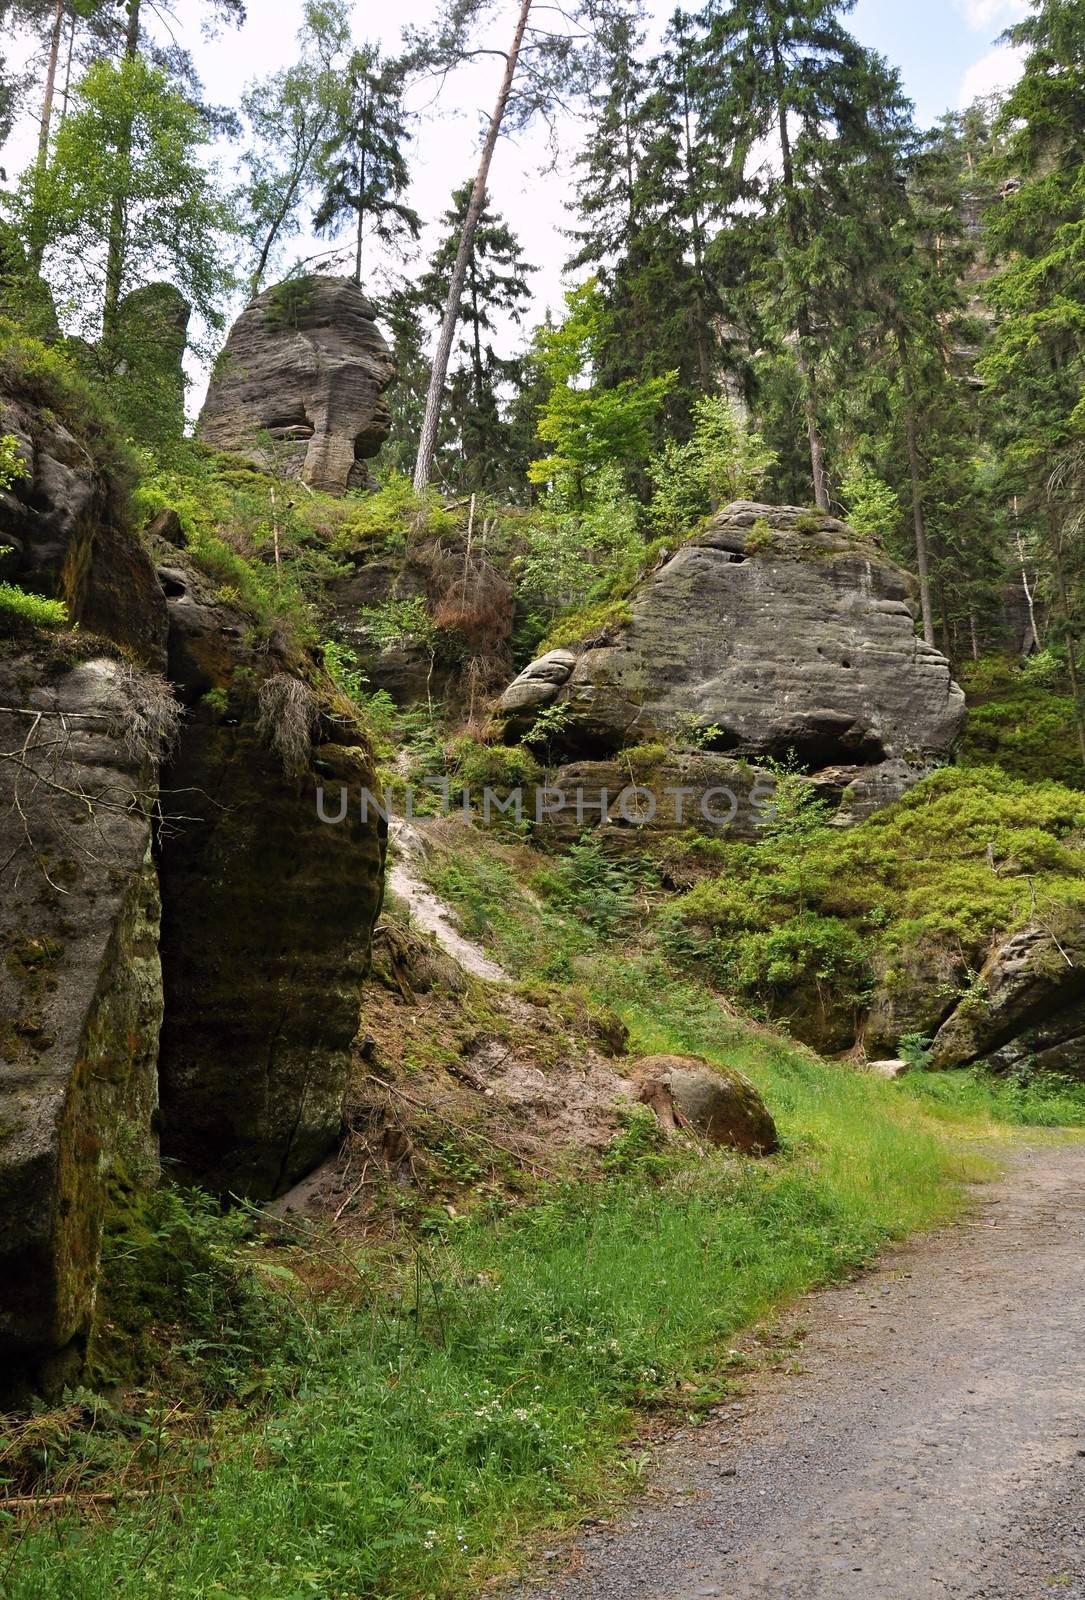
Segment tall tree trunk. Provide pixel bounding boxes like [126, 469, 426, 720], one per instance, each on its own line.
[1015, 513, 1042, 653]
[102, 0, 142, 350]
[60, 6, 77, 123]
[897, 332, 936, 647]
[26, 0, 66, 272]
[355, 84, 368, 285]
[770, 30, 829, 511]
[413, 0, 532, 495]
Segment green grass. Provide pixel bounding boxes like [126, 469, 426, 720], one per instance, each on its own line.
[7, 823, 1066, 1600]
[903, 1066, 1085, 1128]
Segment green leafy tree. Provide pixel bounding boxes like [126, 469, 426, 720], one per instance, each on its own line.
[529, 278, 674, 492]
[312, 44, 420, 283]
[648, 394, 777, 536]
[20, 54, 236, 387]
[241, 0, 351, 292]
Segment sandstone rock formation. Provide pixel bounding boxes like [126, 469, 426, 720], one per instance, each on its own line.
[498, 503, 966, 814]
[197, 276, 394, 495]
[0, 393, 167, 667]
[636, 1055, 778, 1154]
[1, 359, 386, 1392]
[931, 923, 1085, 1077]
[0, 648, 170, 1393]
[153, 547, 386, 1199]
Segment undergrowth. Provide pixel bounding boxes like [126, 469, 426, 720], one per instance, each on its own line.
[5, 821, 1081, 1600]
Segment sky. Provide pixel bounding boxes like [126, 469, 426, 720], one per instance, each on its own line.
[1, 0, 1031, 405]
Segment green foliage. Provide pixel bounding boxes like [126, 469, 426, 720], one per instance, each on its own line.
[648, 396, 777, 537]
[0, 319, 136, 497]
[448, 736, 541, 791]
[517, 462, 644, 616]
[540, 597, 633, 652]
[0, 430, 24, 489]
[528, 279, 674, 486]
[904, 1066, 1085, 1129]
[22, 55, 237, 352]
[0, 580, 69, 629]
[959, 655, 1085, 789]
[133, 445, 347, 638]
[91, 1184, 309, 1401]
[666, 766, 1085, 1019]
[602, 1103, 672, 1176]
[539, 835, 647, 934]
[839, 458, 900, 540]
[337, 469, 457, 550]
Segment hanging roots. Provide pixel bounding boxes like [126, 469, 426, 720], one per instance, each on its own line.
[256, 673, 318, 781]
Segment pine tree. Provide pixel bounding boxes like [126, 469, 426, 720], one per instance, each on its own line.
[979, 0, 1085, 765]
[417, 183, 535, 490]
[312, 45, 420, 284]
[697, 0, 914, 509]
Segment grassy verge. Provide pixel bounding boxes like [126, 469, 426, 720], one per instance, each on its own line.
[5, 823, 1077, 1600]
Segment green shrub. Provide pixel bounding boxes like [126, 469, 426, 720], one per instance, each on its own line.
[0, 580, 69, 628]
[449, 736, 541, 790]
[959, 654, 1084, 788]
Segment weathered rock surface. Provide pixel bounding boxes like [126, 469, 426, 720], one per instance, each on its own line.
[498, 504, 965, 814]
[537, 753, 775, 845]
[153, 548, 387, 1199]
[197, 275, 394, 495]
[0, 394, 167, 667]
[931, 923, 1085, 1077]
[636, 1054, 778, 1154]
[0, 648, 165, 1393]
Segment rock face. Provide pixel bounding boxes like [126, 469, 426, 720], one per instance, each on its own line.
[1, 356, 387, 1392]
[197, 276, 394, 495]
[0, 394, 167, 668]
[154, 549, 386, 1199]
[931, 924, 1085, 1077]
[498, 503, 965, 811]
[0, 649, 167, 1393]
[635, 1055, 778, 1154]
[536, 753, 776, 846]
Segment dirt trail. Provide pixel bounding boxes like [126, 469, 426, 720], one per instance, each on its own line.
[385, 820, 508, 983]
[516, 1141, 1085, 1600]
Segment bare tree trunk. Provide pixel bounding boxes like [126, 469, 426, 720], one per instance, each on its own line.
[26, 0, 66, 272]
[897, 333, 935, 647]
[103, 0, 142, 349]
[1015, 520, 1042, 653]
[413, 0, 532, 495]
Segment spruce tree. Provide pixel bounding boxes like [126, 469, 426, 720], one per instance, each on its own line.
[312, 46, 420, 284]
[697, 0, 914, 508]
[418, 183, 535, 490]
[980, 0, 1085, 765]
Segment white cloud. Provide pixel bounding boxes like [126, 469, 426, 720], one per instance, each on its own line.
[955, 0, 1028, 31]
[958, 42, 1026, 106]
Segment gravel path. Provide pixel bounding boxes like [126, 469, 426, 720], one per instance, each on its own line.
[516, 1141, 1085, 1600]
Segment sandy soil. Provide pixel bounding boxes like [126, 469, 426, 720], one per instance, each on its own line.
[515, 1141, 1085, 1600]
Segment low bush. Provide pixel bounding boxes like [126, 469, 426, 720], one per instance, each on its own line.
[0, 580, 68, 628]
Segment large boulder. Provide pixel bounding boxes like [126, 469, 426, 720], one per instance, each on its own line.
[197, 275, 394, 495]
[931, 923, 1085, 1077]
[153, 548, 387, 1198]
[0, 647, 171, 1395]
[635, 1054, 778, 1154]
[497, 504, 965, 813]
